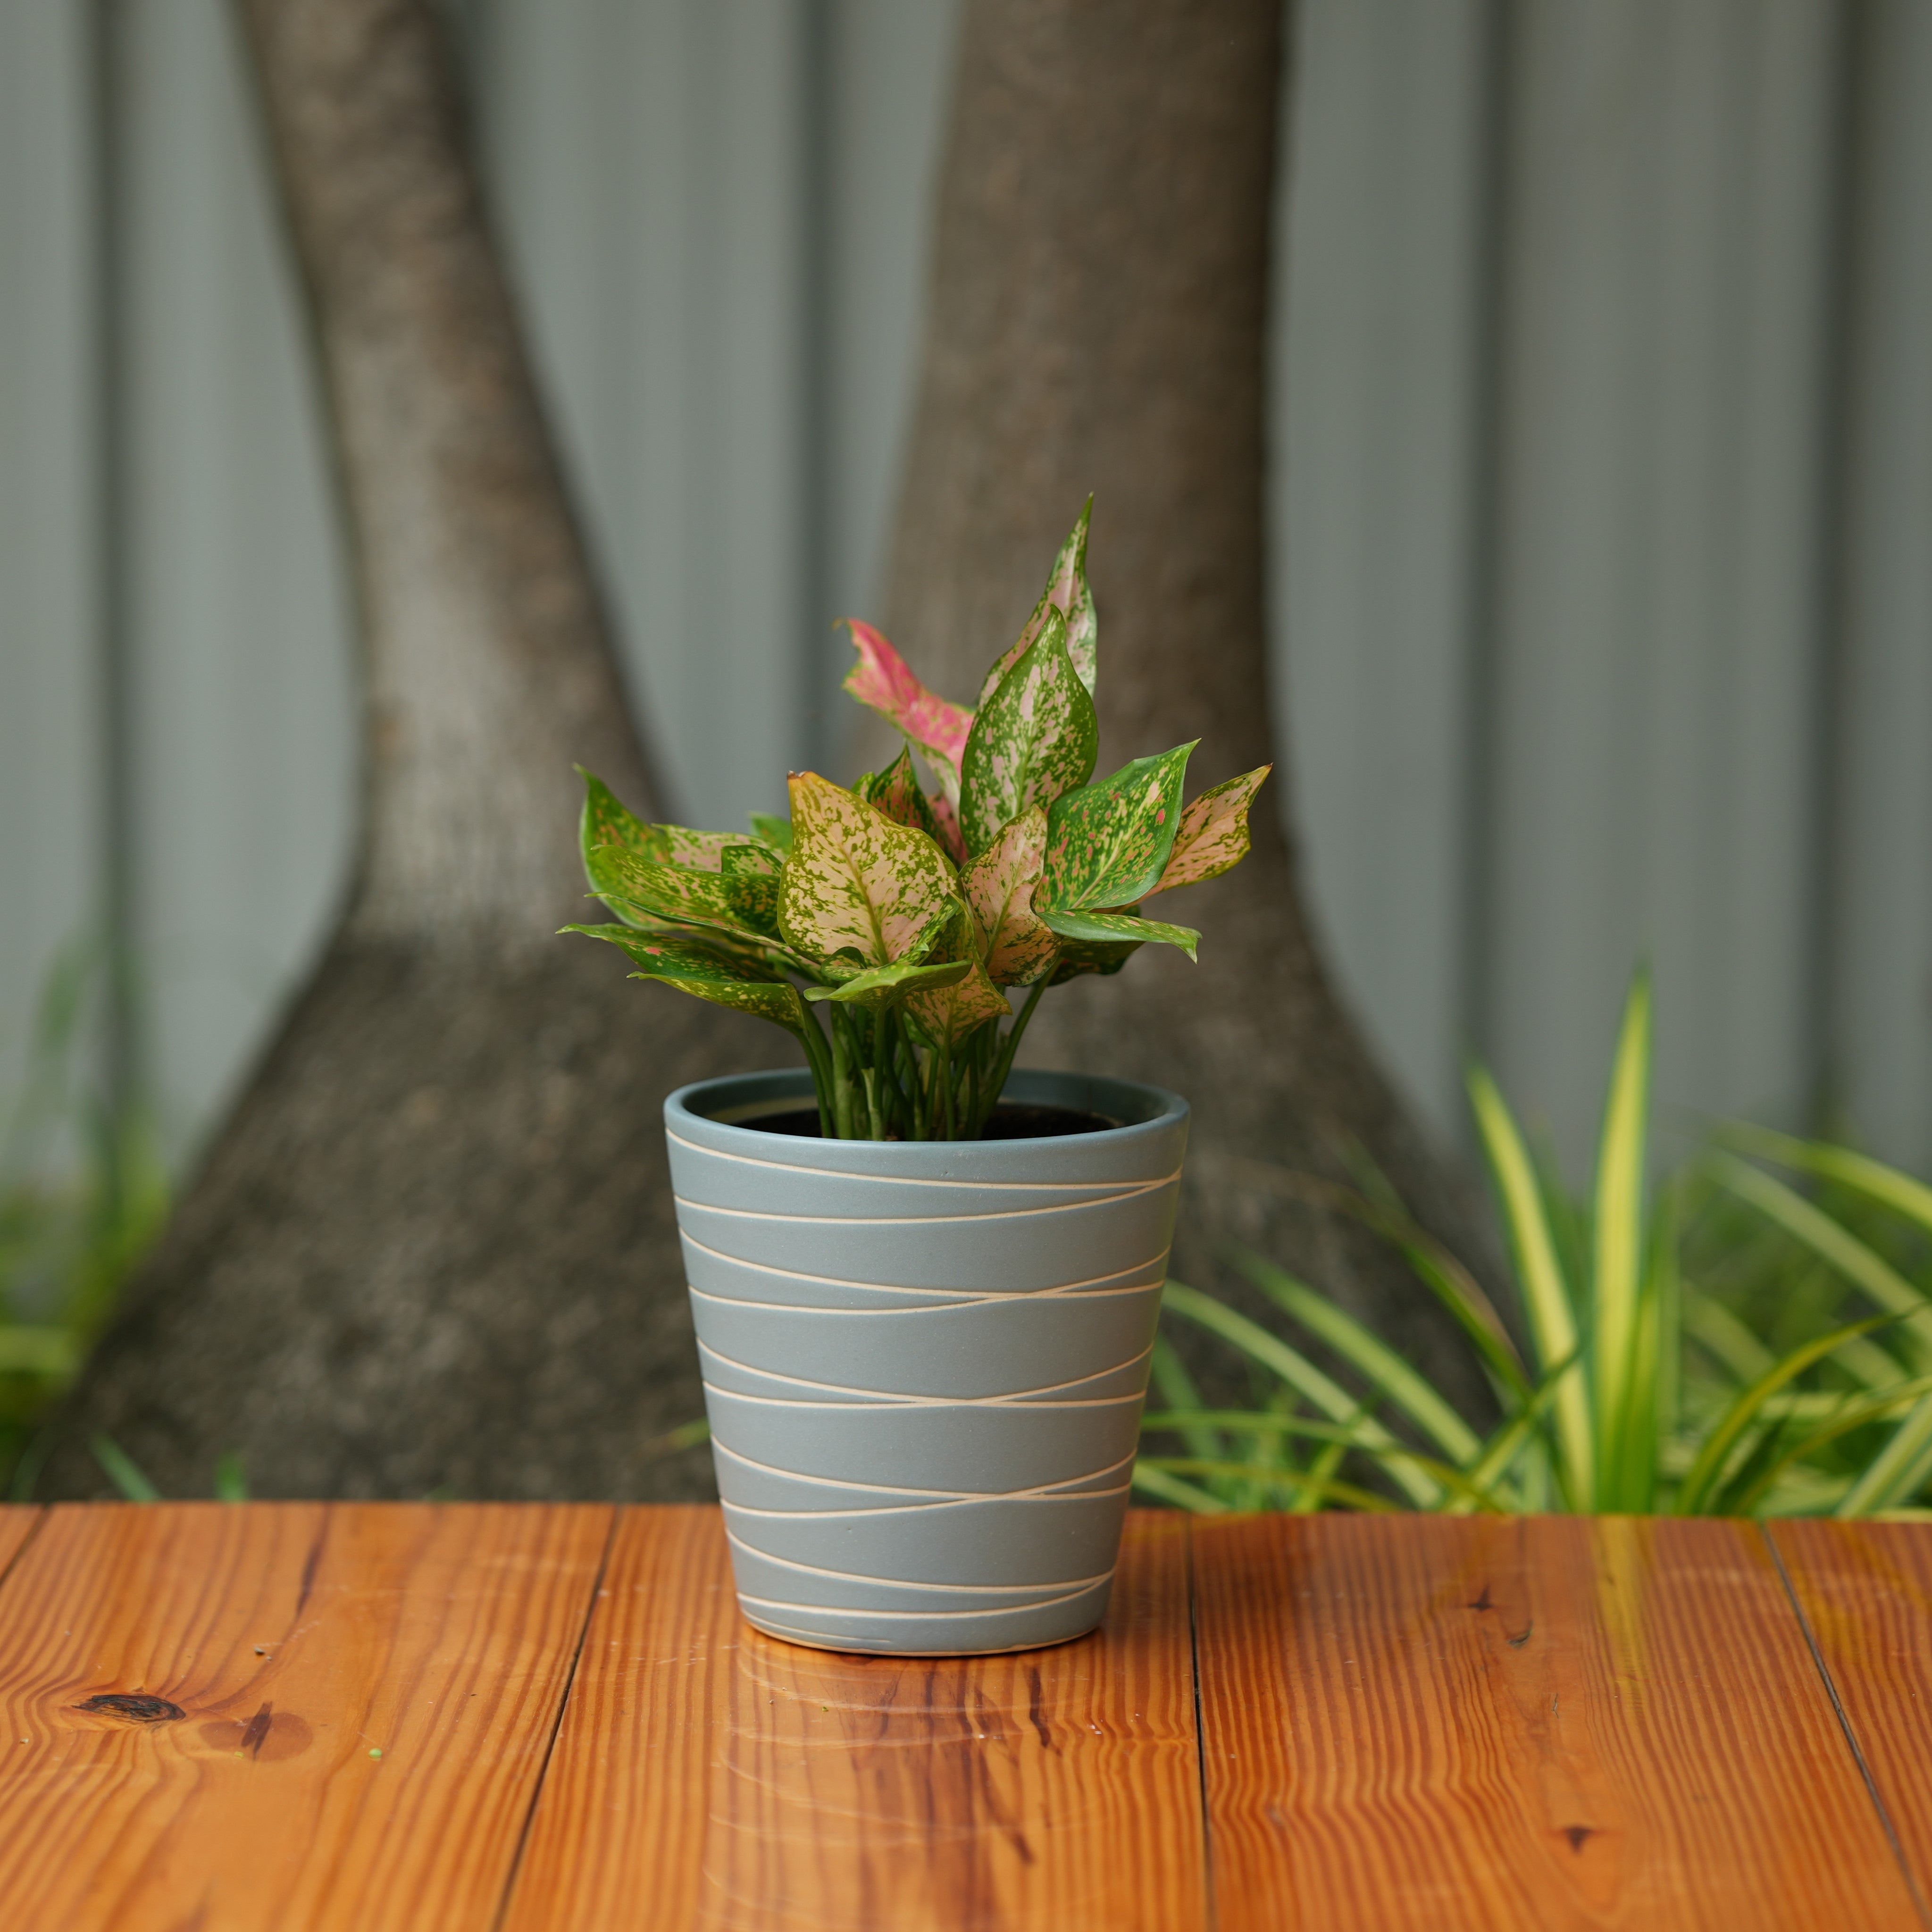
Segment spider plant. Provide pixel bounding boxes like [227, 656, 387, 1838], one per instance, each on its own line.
[1137, 974, 1932, 1517]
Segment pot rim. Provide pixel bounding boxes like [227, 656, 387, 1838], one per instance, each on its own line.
[665, 1065, 1188, 1176]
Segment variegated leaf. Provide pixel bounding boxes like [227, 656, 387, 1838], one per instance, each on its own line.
[577, 769, 739, 872]
[578, 769, 655, 864]
[927, 790, 967, 865]
[958, 605, 1098, 853]
[1037, 742, 1196, 912]
[720, 842, 781, 934]
[586, 844, 771, 945]
[779, 771, 962, 968]
[802, 956, 972, 1013]
[905, 956, 1012, 1046]
[842, 619, 974, 803]
[657, 825, 740, 870]
[1049, 933, 1140, 982]
[1143, 764, 1271, 897]
[560, 925, 808, 1036]
[1039, 906, 1199, 962]
[977, 498, 1098, 703]
[961, 806, 1057, 987]
[747, 811, 794, 857]
[855, 748, 946, 847]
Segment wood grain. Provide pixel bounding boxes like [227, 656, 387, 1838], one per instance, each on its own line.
[1770, 1520, 1932, 1918]
[0, 1505, 42, 1580]
[502, 1505, 1204, 1932]
[1193, 1514, 1921, 1931]
[0, 1501, 610, 1932]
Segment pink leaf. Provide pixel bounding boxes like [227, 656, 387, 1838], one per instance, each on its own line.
[927, 790, 969, 866]
[1143, 765, 1272, 898]
[842, 620, 974, 804]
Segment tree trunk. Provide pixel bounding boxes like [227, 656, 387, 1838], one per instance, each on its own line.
[36, 0, 741, 1499]
[880, 0, 1496, 1409]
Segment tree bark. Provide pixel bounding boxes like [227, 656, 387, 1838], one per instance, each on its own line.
[36, 0, 739, 1499]
[880, 0, 1496, 1409]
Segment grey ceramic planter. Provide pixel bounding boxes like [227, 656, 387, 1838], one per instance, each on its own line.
[664, 1065, 1188, 1656]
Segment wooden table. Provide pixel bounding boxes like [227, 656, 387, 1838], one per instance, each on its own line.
[1, 1505, 1929, 1930]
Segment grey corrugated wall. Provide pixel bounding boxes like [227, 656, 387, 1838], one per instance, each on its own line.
[3, 0, 1928, 1192]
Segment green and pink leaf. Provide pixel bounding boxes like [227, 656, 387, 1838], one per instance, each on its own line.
[1039, 906, 1199, 962]
[802, 956, 973, 1013]
[560, 925, 809, 1035]
[977, 499, 1097, 703]
[962, 806, 1057, 986]
[1144, 765, 1271, 896]
[1037, 742, 1196, 912]
[958, 605, 1098, 853]
[905, 957, 1013, 1046]
[779, 771, 962, 968]
[842, 620, 973, 803]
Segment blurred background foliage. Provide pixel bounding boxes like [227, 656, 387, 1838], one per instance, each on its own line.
[1139, 980, 1932, 1519]
[0, 945, 166, 1496]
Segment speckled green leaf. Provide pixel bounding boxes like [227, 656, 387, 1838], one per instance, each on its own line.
[779, 771, 962, 968]
[747, 811, 794, 857]
[961, 806, 1056, 987]
[1049, 933, 1139, 982]
[802, 956, 973, 1013]
[1037, 742, 1196, 912]
[578, 769, 655, 862]
[1039, 906, 1199, 962]
[928, 790, 967, 865]
[1144, 764, 1271, 897]
[579, 768, 738, 872]
[856, 748, 946, 847]
[842, 620, 975, 805]
[959, 605, 1098, 854]
[720, 842, 781, 934]
[977, 499, 1097, 704]
[586, 844, 772, 945]
[560, 925, 808, 1036]
[905, 957, 1013, 1046]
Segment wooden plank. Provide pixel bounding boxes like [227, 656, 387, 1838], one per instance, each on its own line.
[1770, 1520, 1932, 1912]
[0, 1505, 42, 1580]
[1193, 1514, 1920, 1931]
[503, 1505, 1204, 1932]
[0, 1501, 610, 1932]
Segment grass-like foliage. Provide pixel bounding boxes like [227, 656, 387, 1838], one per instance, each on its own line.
[567, 502, 1270, 1139]
[1138, 975, 1932, 1518]
[0, 943, 167, 1497]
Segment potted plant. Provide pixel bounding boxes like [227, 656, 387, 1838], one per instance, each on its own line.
[567, 502, 1268, 1654]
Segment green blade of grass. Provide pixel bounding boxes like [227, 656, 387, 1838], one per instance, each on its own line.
[1720, 1125, 1932, 1236]
[1675, 1314, 1890, 1515]
[1591, 973, 1652, 1509]
[1703, 1151, 1932, 1365]
[1468, 1065, 1592, 1506]
[214, 1449, 249, 1503]
[1722, 1374, 1932, 1517]
[1147, 1334, 1223, 1462]
[1130, 1461, 1230, 1513]
[1134, 1458, 1402, 1514]
[1161, 1281, 1441, 1505]
[1229, 1249, 1483, 1466]
[1839, 1391, 1932, 1516]
[90, 1433, 158, 1503]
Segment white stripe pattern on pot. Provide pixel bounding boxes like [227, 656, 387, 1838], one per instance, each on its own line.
[665, 1067, 1190, 1654]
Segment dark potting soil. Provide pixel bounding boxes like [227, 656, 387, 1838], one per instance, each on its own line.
[739, 1103, 1116, 1140]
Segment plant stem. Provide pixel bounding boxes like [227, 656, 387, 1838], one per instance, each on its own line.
[829, 1005, 857, 1139]
[798, 1006, 837, 1136]
[979, 976, 1051, 1132]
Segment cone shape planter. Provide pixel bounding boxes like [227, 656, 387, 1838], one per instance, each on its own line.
[666, 1067, 1188, 1654]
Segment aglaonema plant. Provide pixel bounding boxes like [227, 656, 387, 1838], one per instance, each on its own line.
[564, 501, 1271, 1139]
